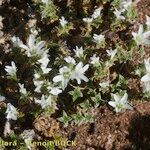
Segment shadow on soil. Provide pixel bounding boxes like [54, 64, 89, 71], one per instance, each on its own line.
[127, 115, 150, 150]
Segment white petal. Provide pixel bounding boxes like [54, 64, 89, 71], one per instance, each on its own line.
[6, 103, 17, 120]
[120, 93, 128, 103]
[11, 61, 16, 70]
[28, 34, 35, 48]
[144, 58, 150, 73]
[0, 95, 5, 101]
[113, 94, 121, 102]
[19, 44, 29, 51]
[108, 101, 116, 108]
[36, 41, 45, 50]
[77, 78, 81, 84]
[80, 75, 89, 82]
[83, 64, 89, 72]
[35, 99, 41, 104]
[132, 32, 137, 38]
[41, 66, 51, 74]
[53, 75, 63, 82]
[138, 24, 144, 35]
[141, 74, 150, 82]
[62, 78, 69, 89]
[4, 121, 12, 137]
[76, 62, 83, 70]
[143, 31, 150, 38]
[50, 88, 62, 95]
[146, 15, 150, 26]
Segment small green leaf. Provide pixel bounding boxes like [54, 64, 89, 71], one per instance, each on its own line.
[57, 111, 72, 127]
[91, 93, 102, 108]
[69, 87, 83, 102]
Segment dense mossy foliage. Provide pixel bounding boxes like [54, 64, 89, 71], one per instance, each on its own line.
[0, 0, 150, 149]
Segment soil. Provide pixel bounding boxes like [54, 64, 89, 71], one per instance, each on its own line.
[0, 0, 150, 150]
[60, 101, 150, 150]
[33, 101, 150, 150]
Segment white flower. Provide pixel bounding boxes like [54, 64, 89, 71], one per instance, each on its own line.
[108, 93, 132, 113]
[132, 24, 150, 45]
[21, 129, 35, 150]
[91, 7, 102, 19]
[6, 103, 18, 120]
[114, 8, 125, 20]
[146, 15, 150, 27]
[21, 129, 35, 140]
[49, 86, 62, 95]
[141, 58, 150, 92]
[18, 34, 47, 58]
[145, 58, 150, 73]
[142, 82, 150, 92]
[90, 54, 100, 66]
[73, 46, 84, 58]
[59, 16, 68, 27]
[71, 62, 89, 84]
[34, 72, 41, 79]
[41, 0, 49, 4]
[0, 95, 5, 101]
[5, 61, 17, 77]
[83, 17, 93, 23]
[93, 34, 105, 44]
[38, 54, 51, 74]
[34, 80, 44, 93]
[120, 0, 132, 10]
[64, 56, 76, 65]
[99, 81, 109, 89]
[106, 49, 118, 59]
[40, 65, 52, 74]
[53, 66, 71, 89]
[30, 28, 38, 35]
[141, 73, 150, 82]
[18, 83, 27, 95]
[35, 95, 52, 109]
[11, 36, 23, 47]
[4, 121, 12, 137]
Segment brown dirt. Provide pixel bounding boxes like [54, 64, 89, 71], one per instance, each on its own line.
[136, 0, 150, 23]
[34, 101, 150, 150]
[58, 101, 150, 150]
